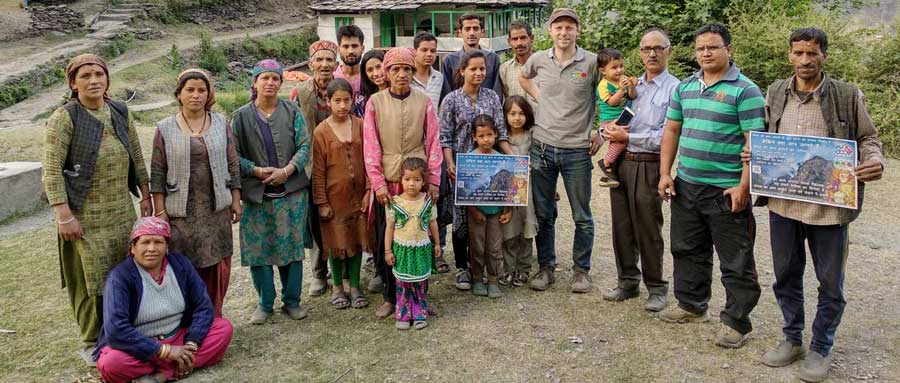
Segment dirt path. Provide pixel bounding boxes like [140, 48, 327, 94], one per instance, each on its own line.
[0, 20, 312, 131]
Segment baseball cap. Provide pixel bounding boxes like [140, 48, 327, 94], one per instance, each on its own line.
[549, 8, 579, 26]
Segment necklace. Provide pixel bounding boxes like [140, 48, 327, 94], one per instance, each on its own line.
[256, 100, 276, 119]
[181, 112, 207, 136]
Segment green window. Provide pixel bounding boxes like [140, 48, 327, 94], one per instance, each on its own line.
[335, 17, 355, 37]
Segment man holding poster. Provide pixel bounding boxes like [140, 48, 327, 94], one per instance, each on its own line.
[744, 28, 884, 383]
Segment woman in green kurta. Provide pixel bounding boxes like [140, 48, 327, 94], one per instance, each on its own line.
[232, 59, 313, 325]
[41, 54, 152, 366]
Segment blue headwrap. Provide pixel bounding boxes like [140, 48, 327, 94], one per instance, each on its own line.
[250, 59, 284, 100]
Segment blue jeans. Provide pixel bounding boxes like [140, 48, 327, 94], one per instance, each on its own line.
[529, 140, 594, 271]
[770, 212, 848, 357]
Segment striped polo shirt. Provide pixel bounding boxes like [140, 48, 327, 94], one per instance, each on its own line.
[666, 63, 765, 188]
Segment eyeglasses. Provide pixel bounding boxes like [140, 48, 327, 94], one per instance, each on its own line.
[694, 45, 725, 53]
[639, 45, 670, 54]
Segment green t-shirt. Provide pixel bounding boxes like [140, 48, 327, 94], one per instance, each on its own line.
[666, 64, 765, 188]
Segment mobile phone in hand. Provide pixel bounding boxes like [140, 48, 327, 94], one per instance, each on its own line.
[615, 106, 635, 126]
[715, 194, 733, 212]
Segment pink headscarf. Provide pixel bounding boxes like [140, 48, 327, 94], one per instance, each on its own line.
[382, 47, 416, 77]
[130, 217, 171, 241]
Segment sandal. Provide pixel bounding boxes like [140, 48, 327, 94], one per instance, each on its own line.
[435, 257, 451, 274]
[350, 292, 370, 309]
[414, 320, 428, 330]
[596, 160, 620, 188]
[330, 292, 350, 309]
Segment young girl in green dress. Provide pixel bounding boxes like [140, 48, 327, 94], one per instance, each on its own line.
[385, 157, 441, 330]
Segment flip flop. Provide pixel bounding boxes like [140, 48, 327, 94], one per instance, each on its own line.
[330, 292, 349, 309]
[350, 292, 370, 309]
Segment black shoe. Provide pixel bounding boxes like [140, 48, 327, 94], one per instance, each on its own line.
[602, 287, 639, 301]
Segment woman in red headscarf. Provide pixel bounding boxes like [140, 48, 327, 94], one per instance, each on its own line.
[94, 217, 233, 383]
[363, 47, 443, 320]
[150, 69, 242, 317]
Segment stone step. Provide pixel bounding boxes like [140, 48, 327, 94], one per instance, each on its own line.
[98, 13, 133, 23]
[106, 8, 142, 15]
[0, 162, 45, 222]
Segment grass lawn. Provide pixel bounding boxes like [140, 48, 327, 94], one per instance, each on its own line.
[2, 160, 899, 382]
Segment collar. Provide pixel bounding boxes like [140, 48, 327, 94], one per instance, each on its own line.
[639, 69, 672, 86]
[692, 61, 740, 86]
[515, 52, 532, 65]
[459, 45, 486, 54]
[786, 72, 828, 100]
[547, 46, 585, 62]
[412, 68, 440, 87]
[389, 89, 411, 100]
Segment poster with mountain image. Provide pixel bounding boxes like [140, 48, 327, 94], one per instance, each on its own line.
[455, 154, 530, 206]
[749, 131, 858, 209]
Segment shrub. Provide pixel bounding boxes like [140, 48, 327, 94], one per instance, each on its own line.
[198, 32, 227, 74]
[169, 44, 182, 71]
[99, 33, 135, 60]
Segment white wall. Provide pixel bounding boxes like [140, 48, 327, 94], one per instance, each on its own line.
[316, 14, 379, 52]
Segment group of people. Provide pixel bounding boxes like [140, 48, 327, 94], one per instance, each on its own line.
[41, 6, 885, 383]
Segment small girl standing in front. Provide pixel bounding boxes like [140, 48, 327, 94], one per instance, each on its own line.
[596, 48, 637, 188]
[312, 78, 372, 310]
[499, 96, 538, 287]
[385, 157, 440, 330]
[467, 115, 512, 298]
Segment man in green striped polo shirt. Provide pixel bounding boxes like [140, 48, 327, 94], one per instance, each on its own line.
[656, 23, 764, 349]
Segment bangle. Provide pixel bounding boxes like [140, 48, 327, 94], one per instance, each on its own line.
[281, 168, 288, 178]
[58, 216, 75, 225]
[140, 196, 151, 202]
[154, 209, 167, 217]
[185, 341, 198, 348]
[158, 343, 170, 359]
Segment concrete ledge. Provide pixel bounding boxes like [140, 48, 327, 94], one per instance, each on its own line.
[0, 162, 46, 221]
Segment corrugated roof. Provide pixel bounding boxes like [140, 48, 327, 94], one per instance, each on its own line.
[310, 0, 548, 12]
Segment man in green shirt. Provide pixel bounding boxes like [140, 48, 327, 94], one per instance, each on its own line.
[657, 23, 764, 349]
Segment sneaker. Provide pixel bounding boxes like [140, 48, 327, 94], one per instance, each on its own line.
[529, 266, 555, 291]
[250, 305, 272, 325]
[571, 269, 592, 293]
[762, 340, 806, 367]
[487, 283, 503, 298]
[658, 306, 709, 323]
[368, 275, 383, 293]
[714, 324, 750, 348]
[798, 351, 831, 382]
[455, 269, 472, 291]
[513, 272, 529, 287]
[281, 305, 309, 320]
[395, 320, 411, 330]
[76, 346, 96, 367]
[597, 175, 621, 188]
[472, 281, 488, 297]
[602, 287, 639, 301]
[308, 278, 328, 297]
[498, 273, 514, 286]
[644, 294, 668, 312]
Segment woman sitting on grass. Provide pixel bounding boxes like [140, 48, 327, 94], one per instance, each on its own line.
[94, 217, 233, 383]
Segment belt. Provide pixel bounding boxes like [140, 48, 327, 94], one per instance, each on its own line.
[622, 152, 660, 162]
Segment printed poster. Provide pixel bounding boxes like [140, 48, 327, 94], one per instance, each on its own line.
[750, 131, 858, 209]
[455, 154, 530, 206]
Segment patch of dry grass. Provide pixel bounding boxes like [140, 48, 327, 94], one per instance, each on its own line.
[2, 160, 899, 382]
